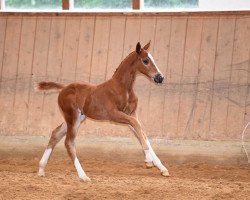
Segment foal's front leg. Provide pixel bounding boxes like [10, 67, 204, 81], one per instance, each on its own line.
[144, 139, 170, 176]
[128, 124, 153, 168]
[129, 123, 169, 176]
[110, 110, 169, 177]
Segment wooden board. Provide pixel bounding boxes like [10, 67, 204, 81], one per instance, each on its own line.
[209, 16, 236, 139]
[27, 17, 52, 134]
[89, 16, 110, 84]
[176, 17, 203, 139]
[75, 16, 95, 82]
[162, 17, 188, 139]
[105, 16, 126, 80]
[226, 17, 250, 138]
[0, 16, 7, 132]
[0, 16, 6, 79]
[13, 16, 36, 134]
[192, 17, 219, 140]
[244, 50, 250, 125]
[60, 17, 81, 83]
[0, 16, 22, 134]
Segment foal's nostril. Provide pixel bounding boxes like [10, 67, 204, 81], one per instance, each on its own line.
[154, 73, 164, 84]
[159, 75, 164, 83]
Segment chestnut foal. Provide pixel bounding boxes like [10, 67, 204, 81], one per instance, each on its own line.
[38, 41, 169, 181]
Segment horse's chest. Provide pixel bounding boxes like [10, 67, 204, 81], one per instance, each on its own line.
[116, 92, 129, 110]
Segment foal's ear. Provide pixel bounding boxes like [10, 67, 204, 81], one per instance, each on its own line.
[136, 42, 142, 55]
[143, 40, 151, 51]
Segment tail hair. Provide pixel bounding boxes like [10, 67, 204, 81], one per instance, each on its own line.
[36, 81, 65, 91]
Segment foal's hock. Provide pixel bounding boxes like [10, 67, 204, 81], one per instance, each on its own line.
[37, 41, 169, 182]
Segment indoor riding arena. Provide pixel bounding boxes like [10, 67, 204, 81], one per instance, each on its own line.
[0, 0, 250, 199]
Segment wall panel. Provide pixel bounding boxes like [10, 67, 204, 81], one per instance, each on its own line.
[226, 17, 250, 139]
[162, 17, 188, 138]
[177, 17, 203, 139]
[0, 17, 22, 134]
[13, 17, 36, 134]
[27, 17, 51, 134]
[192, 17, 219, 139]
[0, 12, 249, 141]
[209, 17, 236, 139]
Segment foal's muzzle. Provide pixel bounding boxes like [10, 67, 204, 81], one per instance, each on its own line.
[153, 73, 164, 84]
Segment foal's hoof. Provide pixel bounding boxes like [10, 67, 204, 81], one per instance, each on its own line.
[145, 162, 154, 168]
[80, 176, 91, 182]
[38, 169, 45, 177]
[161, 170, 170, 177]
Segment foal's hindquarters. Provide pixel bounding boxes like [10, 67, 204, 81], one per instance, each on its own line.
[38, 84, 91, 181]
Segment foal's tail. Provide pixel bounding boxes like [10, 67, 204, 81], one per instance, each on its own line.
[36, 81, 65, 91]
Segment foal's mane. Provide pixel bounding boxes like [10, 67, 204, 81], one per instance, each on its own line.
[112, 51, 137, 77]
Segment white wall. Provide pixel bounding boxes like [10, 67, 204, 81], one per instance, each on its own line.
[199, 0, 250, 11]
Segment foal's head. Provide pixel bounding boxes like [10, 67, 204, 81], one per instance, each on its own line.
[135, 41, 164, 84]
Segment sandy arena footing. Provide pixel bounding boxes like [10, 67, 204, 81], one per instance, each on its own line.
[0, 136, 249, 200]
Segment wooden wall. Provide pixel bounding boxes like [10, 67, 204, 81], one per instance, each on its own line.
[0, 12, 250, 140]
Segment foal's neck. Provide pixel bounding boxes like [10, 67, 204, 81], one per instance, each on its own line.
[112, 52, 138, 91]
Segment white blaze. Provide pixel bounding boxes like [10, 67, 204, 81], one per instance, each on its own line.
[148, 53, 161, 73]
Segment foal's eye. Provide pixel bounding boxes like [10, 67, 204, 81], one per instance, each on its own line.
[142, 58, 149, 65]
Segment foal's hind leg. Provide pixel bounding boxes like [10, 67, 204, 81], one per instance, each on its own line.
[38, 122, 67, 176]
[64, 111, 90, 182]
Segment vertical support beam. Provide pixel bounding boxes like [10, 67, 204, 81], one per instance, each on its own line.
[133, 0, 144, 10]
[0, 0, 5, 10]
[62, 0, 74, 10]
